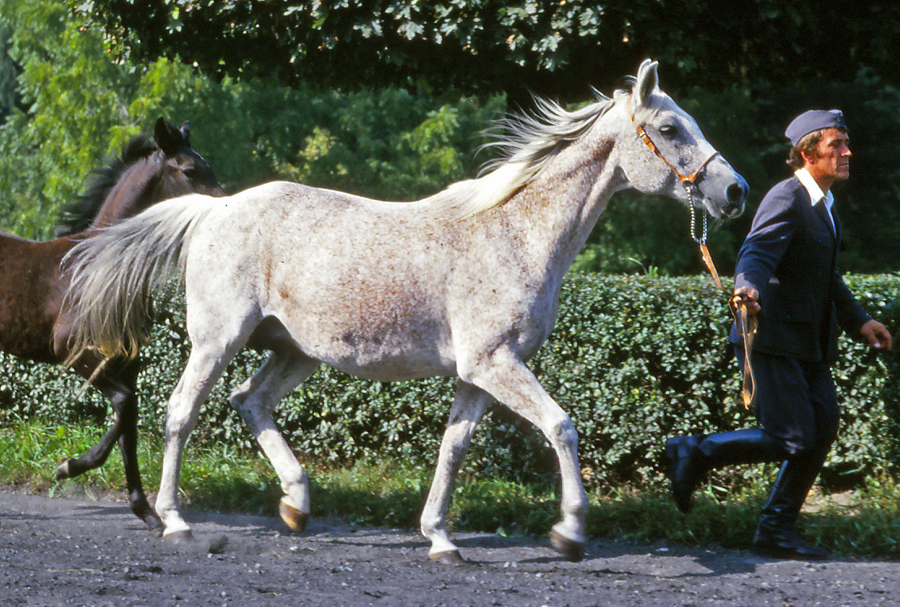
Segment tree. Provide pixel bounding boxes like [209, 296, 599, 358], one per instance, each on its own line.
[0, 0, 505, 238]
[75, 1, 900, 100]
[1, 0, 134, 237]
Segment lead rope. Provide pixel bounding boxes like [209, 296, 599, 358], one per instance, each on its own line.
[686, 185, 757, 410]
[735, 296, 757, 410]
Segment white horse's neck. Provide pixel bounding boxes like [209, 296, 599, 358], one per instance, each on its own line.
[492, 109, 629, 280]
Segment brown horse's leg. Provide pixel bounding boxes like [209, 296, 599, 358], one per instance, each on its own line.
[56, 430, 117, 477]
[59, 359, 162, 532]
[55, 416, 122, 478]
[107, 360, 162, 532]
[114, 386, 163, 532]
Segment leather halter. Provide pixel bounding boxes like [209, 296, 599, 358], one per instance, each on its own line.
[631, 111, 757, 410]
[630, 112, 720, 186]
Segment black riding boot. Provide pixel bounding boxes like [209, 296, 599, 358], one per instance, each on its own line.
[665, 428, 786, 513]
[752, 446, 831, 560]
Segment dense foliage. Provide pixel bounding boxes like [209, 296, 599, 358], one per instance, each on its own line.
[74, 1, 900, 101]
[0, 0, 506, 239]
[3, 274, 897, 492]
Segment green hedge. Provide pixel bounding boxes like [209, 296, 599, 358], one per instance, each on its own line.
[2, 273, 898, 491]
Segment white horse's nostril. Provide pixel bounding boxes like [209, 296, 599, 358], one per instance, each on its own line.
[727, 182, 747, 205]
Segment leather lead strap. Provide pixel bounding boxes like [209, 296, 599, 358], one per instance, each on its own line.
[736, 298, 757, 410]
[701, 242, 758, 410]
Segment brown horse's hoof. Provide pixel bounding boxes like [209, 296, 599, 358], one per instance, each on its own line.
[56, 460, 72, 481]
[131, 498, 164, 534]
[428, 550, 465, 566]
[550, 530, 585, 562]
[206, 534, 228, 554]
[142, 512, 165, 536]
[279, 500, 309, 533]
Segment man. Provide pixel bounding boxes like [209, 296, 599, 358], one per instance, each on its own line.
[665, 109, 893, 560]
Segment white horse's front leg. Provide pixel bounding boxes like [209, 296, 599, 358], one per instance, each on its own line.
[420, 381, 491, 563]
[467, 351, 589, 562]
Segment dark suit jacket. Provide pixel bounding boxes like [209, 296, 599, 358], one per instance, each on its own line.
[729, 175, 870, 363]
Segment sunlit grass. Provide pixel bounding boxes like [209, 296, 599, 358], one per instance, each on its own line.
[2, 419, 899, 557]
[0, 422, 119, 488]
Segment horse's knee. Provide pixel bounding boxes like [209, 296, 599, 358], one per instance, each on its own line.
[444, 417, 475, 446]
[112, 393, 139, 425]
[228, 390, 247, 414]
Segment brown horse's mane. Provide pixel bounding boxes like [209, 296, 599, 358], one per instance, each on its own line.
[55, 134, 158, 236]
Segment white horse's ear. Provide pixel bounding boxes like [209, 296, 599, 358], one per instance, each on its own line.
[633, 60, 659, 108]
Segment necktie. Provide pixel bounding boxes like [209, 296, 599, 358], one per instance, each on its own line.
[829, 203, 839, 237]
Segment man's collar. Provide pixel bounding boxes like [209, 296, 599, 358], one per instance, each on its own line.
[795, 168, 834, 208]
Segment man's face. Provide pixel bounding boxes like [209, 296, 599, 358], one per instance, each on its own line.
[803, 128, 851, 187]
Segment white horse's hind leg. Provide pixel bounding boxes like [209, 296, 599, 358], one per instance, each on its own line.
[156, 343, 242, 541]
[420, 381, 491, 563]
[228, 350, 319, 533]
[465, 351, 589, 562]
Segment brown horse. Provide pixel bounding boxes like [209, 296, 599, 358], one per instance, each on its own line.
[0, 117, 223, 531]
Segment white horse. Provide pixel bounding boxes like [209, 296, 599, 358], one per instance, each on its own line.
[63, 60, 747, 563]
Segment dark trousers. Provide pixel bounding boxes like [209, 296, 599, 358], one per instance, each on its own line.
[737, 347, 839, 457]
[699, 348, 839, 532]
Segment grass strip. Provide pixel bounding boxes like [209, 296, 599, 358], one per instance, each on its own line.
[2, 420, 898, 557]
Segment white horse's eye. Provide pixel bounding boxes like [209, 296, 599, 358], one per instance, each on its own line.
[659, 125, 679, 138]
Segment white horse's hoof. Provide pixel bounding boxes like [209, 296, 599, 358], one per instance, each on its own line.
[429, 550, 465, 565]
[550, 529, 585, 562]
[163, 529, 194, 545]
[279, 499, 309, 533]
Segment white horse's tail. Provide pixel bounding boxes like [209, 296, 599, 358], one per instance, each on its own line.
[63, 194, 220, 364]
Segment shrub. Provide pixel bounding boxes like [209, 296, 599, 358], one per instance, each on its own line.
[2, 273, 897, 492]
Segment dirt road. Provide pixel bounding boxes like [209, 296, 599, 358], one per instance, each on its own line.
[1, 487, 898, 606]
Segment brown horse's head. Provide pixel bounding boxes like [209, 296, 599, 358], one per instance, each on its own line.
[149, 117, 225, 202]
[56, 117, 225, 236]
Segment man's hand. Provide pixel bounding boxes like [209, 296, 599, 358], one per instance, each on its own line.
[732, 286, 761, 316]
[860, 319, 893, 351]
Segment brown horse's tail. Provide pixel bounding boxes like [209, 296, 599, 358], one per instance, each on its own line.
[62, 193, 221, 365]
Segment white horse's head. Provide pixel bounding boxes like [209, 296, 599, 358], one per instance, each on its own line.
[618, 60, 747, 220]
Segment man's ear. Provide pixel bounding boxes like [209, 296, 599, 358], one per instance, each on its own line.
[799, 147, 818, 165]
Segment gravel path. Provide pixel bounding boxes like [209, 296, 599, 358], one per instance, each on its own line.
[1, 487, 897, 606]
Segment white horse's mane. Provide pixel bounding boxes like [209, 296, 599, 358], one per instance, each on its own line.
[425, 89, 625, 218]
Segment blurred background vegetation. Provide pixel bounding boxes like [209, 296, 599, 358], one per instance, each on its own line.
[1, 0, 899, 275]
